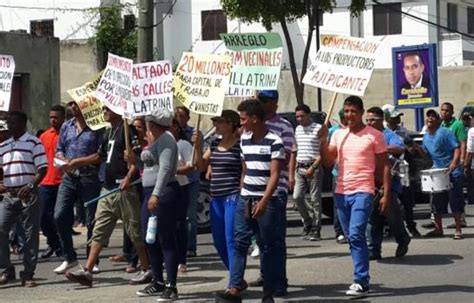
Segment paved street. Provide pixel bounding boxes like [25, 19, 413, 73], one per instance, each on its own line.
[1, 204, 473, 303]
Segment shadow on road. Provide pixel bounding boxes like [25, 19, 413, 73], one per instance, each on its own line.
[377, 254, 463, 266]
[289, 252, 349, 260]
[369, 283, 474, 298]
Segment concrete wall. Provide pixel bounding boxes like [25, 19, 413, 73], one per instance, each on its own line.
[0, 31, 60, 131]
[60, 40, 99, 102]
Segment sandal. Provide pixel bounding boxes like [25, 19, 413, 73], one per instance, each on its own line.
[453, 232, 463, 240]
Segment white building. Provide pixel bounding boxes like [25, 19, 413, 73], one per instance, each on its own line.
[1, 0, 473, 67]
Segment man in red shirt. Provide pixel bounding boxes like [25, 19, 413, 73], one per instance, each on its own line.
[39, 105, 65, 258]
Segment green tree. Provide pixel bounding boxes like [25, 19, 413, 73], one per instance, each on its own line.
[90, 5, 137, 69]
[221, 0, 366, 105]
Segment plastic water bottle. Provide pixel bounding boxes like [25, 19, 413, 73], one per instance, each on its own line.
[145, 216, 157, 244]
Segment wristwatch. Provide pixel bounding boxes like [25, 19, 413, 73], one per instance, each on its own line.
[26, 183, 34, 189]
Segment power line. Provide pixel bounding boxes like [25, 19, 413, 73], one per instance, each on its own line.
[0, 3, 135, 13]
[136, 0, 177, 29]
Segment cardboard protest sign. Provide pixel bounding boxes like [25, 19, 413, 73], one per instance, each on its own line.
[131, 60, 173, 116]
[0, 55, 15, 111]
[220, 33, 283, 96]
[303, 35, 381, 96]
[68, 72, 109, 130]
[172, 52, 232, 116]
[95, 53, 133, 116]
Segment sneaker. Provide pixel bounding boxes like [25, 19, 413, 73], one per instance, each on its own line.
[157, 285, 178, 301]
[92, 265, 100, 274]
[308, 231, 322, 241]
[250, 245, 260, 258]
[336, 234, 348, 244]
[421, 221, 436, 229]
[215, 289, 241, 302]
[345, 283, 369, 297]
[395, 238, 411, 258]
[408, 227, 422, 238]
[248, 276, 264, 287]
[53, 260, 78, 274]
[261, 293, 275, 303]
[300, 226, 311, 238]
[65, 267, 92, 287]
[369, 252, 382, 261]
[130, 269, 153, 285]
[0, 267, 15, 285]
[40, 247, 56, 259]
[136, 280, 165, 297]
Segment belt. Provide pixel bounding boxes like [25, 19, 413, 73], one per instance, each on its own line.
[297, 162, 313, 168]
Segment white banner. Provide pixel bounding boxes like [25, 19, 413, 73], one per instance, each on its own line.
[95, 53, 133, 116]
[0, 55, 15, 111]
[131, 60, 173, 116]
[303, 35, 381, 96]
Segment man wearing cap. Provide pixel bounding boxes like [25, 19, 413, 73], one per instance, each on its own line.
[291, 104, 323, 241]
[64, 106, 151, 287]
[253, 90, 295, 296]
[53, 101, 102, 274]
[383, 106, 421, 237]
[411, 109, 464, 239]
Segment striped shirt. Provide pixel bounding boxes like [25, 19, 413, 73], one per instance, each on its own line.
[266, 115, 295, 193]
[209, 138, 242, 197]
[241, 131, 285, 198]
[0, 132, 48, 187]
[295, 122, 322, 163]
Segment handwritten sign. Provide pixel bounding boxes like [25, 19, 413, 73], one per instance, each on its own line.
[220, 33, 283, 96]
[131, 60, 173, 116]
[95, 53, 133, 116]
[172, 52, 232, 116]
[303, 35, 381, 96]
[68, 72, 109, 130]
[0, 55, 15, 111]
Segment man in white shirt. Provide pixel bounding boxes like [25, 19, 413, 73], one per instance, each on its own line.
[464, 114, 474, 205]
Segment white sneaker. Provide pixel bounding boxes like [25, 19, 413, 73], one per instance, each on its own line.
[92, 265, 100, 274]
[53, 260, 79, 274]
[250, 245, 260, 258]
[345, 283, 369, 297]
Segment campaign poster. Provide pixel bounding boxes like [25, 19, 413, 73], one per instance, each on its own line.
[0, 55, 15, 112]
[95, 53, 133, 116]
[172, 52, 232, 116]
[220, 33, 283, 97]
[302, 35, 381, 96]
[392, 44, 438, 108]
[131, 60, 173, 116]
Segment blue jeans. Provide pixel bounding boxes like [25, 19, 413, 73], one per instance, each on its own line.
[210, 192, 239, 286]
[230, 196, 280, 294]
[186, 181, 200, 253]
[367, 191, 410, 257]
[54, 174, 100, 262]
[335, 193, 373, 287]
[39, 185, 61, 250]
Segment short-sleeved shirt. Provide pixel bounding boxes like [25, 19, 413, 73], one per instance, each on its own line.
[97, 125, 139, 190]
[383, 128, 404, 193]
[441, 118, 467, 142]
[422, 127, 462, 177]
[176, 139, 193, 186]
[295, 122, 322, 163]
[328, 124, 341, 177]
[266, 115, 295, 193]
[209, 138, 241, 197]
[240, 131, 285, 198]
[467, 127, 474, 169]
[0, 132, 48, 187]
[330, 126, 387, 195]
[56, 118, 102, 175]
[40, 127, 62, 185]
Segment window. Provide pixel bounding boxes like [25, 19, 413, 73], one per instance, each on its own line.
[467, 7, 474, 34]
[373, 3, 402, 35]
[201, 10, 227, 41]
[124, 14, 136, 34]
[447, 3, 457, 31]
[30, 19, 54, 37]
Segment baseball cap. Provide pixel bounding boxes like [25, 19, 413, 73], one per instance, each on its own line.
[384, 107, 404, 119]
[426, 109, 440, 119]
[257, 90, 279, 102]
[211, 110, 240, 127]
[0, 120, 8, 132]
[145, 109, 173, 127]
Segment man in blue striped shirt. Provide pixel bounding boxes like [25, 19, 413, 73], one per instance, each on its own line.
[216, 99, 285, 303]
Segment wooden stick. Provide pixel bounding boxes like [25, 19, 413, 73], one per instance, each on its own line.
[191, 114, 202, 166]
[123, 119, 132, 162]
[324, 92, 338, 125]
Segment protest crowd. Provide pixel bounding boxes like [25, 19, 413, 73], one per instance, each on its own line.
[0, 33, 473, 303]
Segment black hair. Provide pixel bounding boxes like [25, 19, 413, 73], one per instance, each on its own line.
[403, 52, 424, 65]
[36, 129, 45, 137]
[343, 96, 364, 111]
[295, 104, 311, 114]
[50, 105, 66, 116]
[441, 102, 454, 111]
[367, 106, 384, 118]
[175, 106, 190, 117]
[8, 111, 28, 127]
[172, 118, 187, 141]
[237, 99, 265, 122]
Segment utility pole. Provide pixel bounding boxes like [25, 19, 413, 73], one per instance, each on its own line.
[314, 1, 322, 112]
[137, 0, 154, 63]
